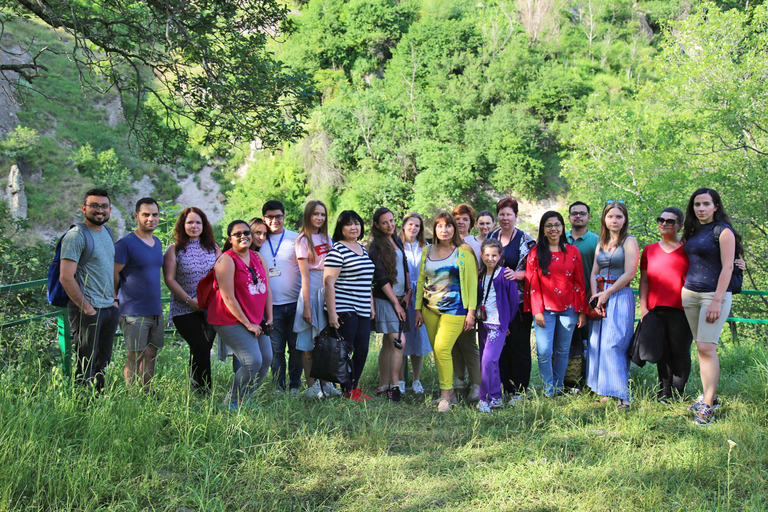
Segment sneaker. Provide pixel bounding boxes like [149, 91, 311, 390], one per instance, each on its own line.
[688, 395, 720, 413]
[323, 382, 342, 396]
[508, 394, 525, 406]
[305, 381, 322, 398]
[376, 386, 389, 396]
[344, 388, 371, 402]
[412, 380, 424, 394]
[453, 377, 467, 390]
[468, 384, 480, 402]
[477, 400, 491, 413]
[693, 405, 716, 426]
[489, 397, 504, 408]
[289, 388, 299, 398]
[398, 380, 406, 394]
[386, 386, 402, 403]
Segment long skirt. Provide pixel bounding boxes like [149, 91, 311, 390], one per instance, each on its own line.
[587, 286, 635, 401]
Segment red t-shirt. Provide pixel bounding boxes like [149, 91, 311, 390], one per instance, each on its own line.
[524, 245, 588, 315]
[208, 250, 268, 326]
[640, 242, 689, 310]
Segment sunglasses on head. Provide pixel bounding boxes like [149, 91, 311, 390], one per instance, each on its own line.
[606, 200, 625, 205]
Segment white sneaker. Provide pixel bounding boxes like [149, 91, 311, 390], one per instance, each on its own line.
[468, 384, 480, 402]
[398, 380, 406, 394]
[289, 388, 299, 398]
[412, 380, 424, 394]
[477, 400, 491, 413]
[305, 381, 322, 398]
[323, 382, 342, 396]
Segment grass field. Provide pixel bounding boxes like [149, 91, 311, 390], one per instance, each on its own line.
[0, 331, 766, 511]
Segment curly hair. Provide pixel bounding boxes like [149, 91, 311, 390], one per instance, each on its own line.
[173, 207, 217, 254]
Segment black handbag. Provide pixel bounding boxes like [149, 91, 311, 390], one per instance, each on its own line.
[310, 325, 353, 389]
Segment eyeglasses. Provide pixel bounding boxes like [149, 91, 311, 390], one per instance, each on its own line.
[569, 211, 589, 217]
[85, 203, 110, 211]
[606, 200, 625, 205]
[656, 218, 678, 226]
[544, 223, 563, 230]
[264, 215, 284, 221]
[230, 230, 252, 239]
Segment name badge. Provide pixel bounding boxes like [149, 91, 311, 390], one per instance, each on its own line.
[269, 267, 282, 277]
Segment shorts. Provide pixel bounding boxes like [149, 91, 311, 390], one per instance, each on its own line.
[120, 314, 165, 351]
[681, 288, 732, 344]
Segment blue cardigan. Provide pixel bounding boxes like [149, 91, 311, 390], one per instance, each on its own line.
[479, 267, 519, 334]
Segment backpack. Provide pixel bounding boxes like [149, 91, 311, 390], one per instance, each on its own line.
[47, 223, 114, 307]
[712, 223, 743, 294]
[196, 268, 217, 309]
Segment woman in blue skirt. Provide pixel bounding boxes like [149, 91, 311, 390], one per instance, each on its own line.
[588, 201, 639, 409]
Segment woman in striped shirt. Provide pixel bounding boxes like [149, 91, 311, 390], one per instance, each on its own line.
[324, 210, 376, 401]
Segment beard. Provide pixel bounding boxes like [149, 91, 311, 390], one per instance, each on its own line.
[85, 212, 109, 226]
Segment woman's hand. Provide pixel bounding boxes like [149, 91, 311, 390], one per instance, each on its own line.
[534, 313, 545, 328]
[245, 322, 262, 337]
[303, 302, 312, 324]
[394, 301, 407, 322]
[705, 298, 722, 324]
[328, 311, 340, 329]
[503, 268, 524, 281]
[414, 310, 424, 329]
[463, 310, 475, 331]
[639, 305, 649, 321]
[735, 258, 746, 271]
[187, 298, 200, 311]
[590, 291, 609, 314]
[577, 313, 587, 329]
[402, 289, 412, 309]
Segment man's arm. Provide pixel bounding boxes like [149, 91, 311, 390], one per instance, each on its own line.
[114, 262, 126, 296]
[60, 259, 95, 315]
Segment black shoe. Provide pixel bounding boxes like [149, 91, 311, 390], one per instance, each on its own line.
[386, 386, 401, 403]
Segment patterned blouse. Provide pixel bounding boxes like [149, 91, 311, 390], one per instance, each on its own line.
[169, 239, 217, 322]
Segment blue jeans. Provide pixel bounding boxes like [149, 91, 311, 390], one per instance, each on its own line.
[534, 308, 578, 396]
[270, 302, 302, 390]
[213, 324, 273, 403]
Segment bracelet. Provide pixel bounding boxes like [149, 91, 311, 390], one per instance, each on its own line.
[185, 296, 191, 304]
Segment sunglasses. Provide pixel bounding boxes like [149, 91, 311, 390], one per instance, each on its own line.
[230, 230, 252, 239]
[656, 217, 678, 226]
[606, 200, 625, 205]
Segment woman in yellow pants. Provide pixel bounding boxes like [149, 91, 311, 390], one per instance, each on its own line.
[414, 212, 478, 412]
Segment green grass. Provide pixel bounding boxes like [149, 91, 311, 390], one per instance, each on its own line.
[0, 329, 766, 511]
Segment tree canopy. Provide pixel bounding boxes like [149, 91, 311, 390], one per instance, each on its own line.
[0, 0, 315, 160]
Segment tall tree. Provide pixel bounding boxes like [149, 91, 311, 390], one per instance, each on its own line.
[0, 0, 315, 160]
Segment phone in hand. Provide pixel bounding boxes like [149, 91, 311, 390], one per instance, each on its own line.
[589, 296, 600, 309]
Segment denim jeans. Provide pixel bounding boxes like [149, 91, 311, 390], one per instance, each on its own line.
[213, 324, 273, 403]
[534, 307, 578, 396]
[270, 302, 302, 390]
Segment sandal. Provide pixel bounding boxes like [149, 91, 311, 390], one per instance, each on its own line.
[593, 396, 611, 405]
[617, 399, 630, 410]
[437, 398, 452, 413]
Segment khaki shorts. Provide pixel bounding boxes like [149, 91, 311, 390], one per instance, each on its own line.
[120, 314, 165, 351]
[681, 289, 732, 344]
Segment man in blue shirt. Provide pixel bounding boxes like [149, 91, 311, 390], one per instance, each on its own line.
[114, 197, 164, 391]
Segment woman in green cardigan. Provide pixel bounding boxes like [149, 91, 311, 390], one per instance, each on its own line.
[414, 212, 478, 412]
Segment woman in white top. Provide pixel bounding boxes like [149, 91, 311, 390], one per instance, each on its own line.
[398, 212, 432, 394]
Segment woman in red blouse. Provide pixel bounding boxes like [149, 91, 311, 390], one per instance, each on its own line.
[525, 211, 588, 396]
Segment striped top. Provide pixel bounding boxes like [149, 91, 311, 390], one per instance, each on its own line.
[324, 242, 375, 317]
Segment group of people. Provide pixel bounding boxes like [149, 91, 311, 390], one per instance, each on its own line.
[61, 186, 741, 425]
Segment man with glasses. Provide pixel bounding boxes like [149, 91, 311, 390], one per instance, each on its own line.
[262, 200, 302, 395]
[59, 188, 119, 392]
[114, 197, 164, 392]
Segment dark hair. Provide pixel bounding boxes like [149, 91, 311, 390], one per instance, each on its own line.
[477, 210, 494, 222]
[222, 219, 250, 252]
[682, 188, 743, 255]
[599, 202, 629, 249]
[370, 207, 398, 285]
[432, 212, 465, 248]
[174, 207, 216, 254]
[479, 238, 503, 274]
[297, 200, 330, 265]
[496, 197, 519, 215]
[660, 206, 684, 225]
[569, 201, 590, 215]
[452, 204, 476, 230]
[135, 197, 158, 213]
[399, 212, 427, 248]
[262, 200, 285, 215]
[84, 188, 110, 204]
[536, 211, 568, 275]
[248, 217, 267, 251]
[332, 210, 365, 241]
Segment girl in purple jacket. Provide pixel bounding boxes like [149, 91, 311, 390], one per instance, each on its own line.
[476, 239, 520, 413]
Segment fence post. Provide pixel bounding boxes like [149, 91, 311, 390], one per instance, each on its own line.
[57, 308, 72, 378]
[728, 320, 739, 346]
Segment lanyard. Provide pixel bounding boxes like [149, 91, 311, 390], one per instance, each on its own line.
[267, 231, 285, 267]
[481, 267, 498, 306]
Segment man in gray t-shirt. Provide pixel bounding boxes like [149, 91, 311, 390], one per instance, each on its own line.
[59, 188, 119, 392]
